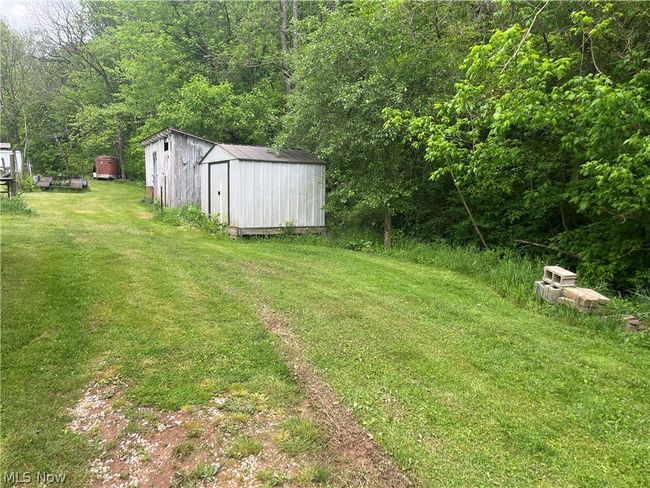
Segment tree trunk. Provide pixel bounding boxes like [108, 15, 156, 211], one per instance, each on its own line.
[292, 0, 299, 49]
[383, 212, 392, 249]
[279, 0, 292, 94]
[117, 126, 126, 179]
[222, 2, 232, 42]
[22, 111, 28, 167]
[450, 169, 488, 249]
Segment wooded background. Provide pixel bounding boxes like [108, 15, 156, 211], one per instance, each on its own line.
[1, 0, 648, 290]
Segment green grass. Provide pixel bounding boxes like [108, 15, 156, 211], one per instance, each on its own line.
[226, 435, 263, 459]
[296, 464, 332, 484]
[0, 196, 32, 215]
[2, 182, 649, 486]
[292, 232, 650, 345]
[276, 417, 324, 455]
[0, 182, 296, 484]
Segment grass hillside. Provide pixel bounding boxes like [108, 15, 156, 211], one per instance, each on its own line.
[2, 182, 649, 486]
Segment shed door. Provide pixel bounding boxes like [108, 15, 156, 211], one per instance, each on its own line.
[208, 162, 229, 224]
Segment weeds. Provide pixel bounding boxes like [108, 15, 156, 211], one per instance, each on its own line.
[226, 435, 263, 459]
[280, 219, 297, 237]
[256, 469, 292, 486]
[221, 396, 257, 414]
[230, 412, 251, 423]
[154, 203, 225, 234]
[172, 442, 195, 460]
[18, 174, 37, 192]
[171, 461, 220, 487]
[220, 421, 242, 435]
[0, 196, 32, 215]
[276, 417, 324, 455]
[296, 464, 332, 484]
[191, 461, 219, 480]
[182, 420, 203, 439]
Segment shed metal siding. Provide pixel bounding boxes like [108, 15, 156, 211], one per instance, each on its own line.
[207, 162, 229, 224]
[199, 163, 209, 213]
[200, 145, 234, 165]
[233, 160, 325, 228]
[229, 159, 240, 226]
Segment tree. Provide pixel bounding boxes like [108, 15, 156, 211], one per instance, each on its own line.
[35, 0, 126, 177]
[281, 1, 491, 247]
[387, 1, 650, 288]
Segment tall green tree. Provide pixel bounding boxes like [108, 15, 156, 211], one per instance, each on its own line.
[281, 0, 491, 246]
[387, 1, 650, 288]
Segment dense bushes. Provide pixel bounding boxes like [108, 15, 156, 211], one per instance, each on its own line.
[384, 2, 650, 291]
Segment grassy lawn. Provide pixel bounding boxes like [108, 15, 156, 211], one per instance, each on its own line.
[2, 182, 649, 486]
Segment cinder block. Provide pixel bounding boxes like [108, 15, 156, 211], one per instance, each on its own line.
[558, 296, 577, 310]
[534, 280, 545, 300]
[542, 284, 562, 304]
[562, 287, 609, 313]
[534, 280, 562, 304]
[543, 266, 577, 288]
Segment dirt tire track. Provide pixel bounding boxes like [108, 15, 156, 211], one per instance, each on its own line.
[257, 304, 412, 487]
[219, 260, 413, 486]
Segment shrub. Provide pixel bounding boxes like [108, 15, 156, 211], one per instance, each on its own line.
[0, 197, 32, 215]
[280, 219, 297, 237]
[344, 239, 374, 252]
[154, 204, 225, 234]
[18, 174, 37, 192]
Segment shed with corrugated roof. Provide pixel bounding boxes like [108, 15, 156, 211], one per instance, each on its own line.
[198, 142, 326, 236]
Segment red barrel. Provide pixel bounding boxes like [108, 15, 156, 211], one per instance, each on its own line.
[93, 155, 119, 179]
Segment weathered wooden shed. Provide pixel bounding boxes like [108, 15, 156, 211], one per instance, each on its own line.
[141, 128, 215, 207]
[199, 143, 326, 236]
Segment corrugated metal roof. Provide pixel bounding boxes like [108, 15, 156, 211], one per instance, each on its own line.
[140, 126, 325, 164]
[220, 144, 325, 164]
[140, 128, 218, 146]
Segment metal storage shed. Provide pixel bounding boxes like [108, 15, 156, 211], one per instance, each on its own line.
[141, 128, 215, 207]
[199, 143, 326, 237]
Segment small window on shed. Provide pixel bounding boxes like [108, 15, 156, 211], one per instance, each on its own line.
[164, 139, 169, 151]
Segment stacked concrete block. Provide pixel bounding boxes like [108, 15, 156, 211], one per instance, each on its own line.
[560, 287, 610, 314]
[534, 280, 562, 304]
[534, 265, 576, 305]
[543, 266, 577, 288]
[534, 265, 610, 314]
